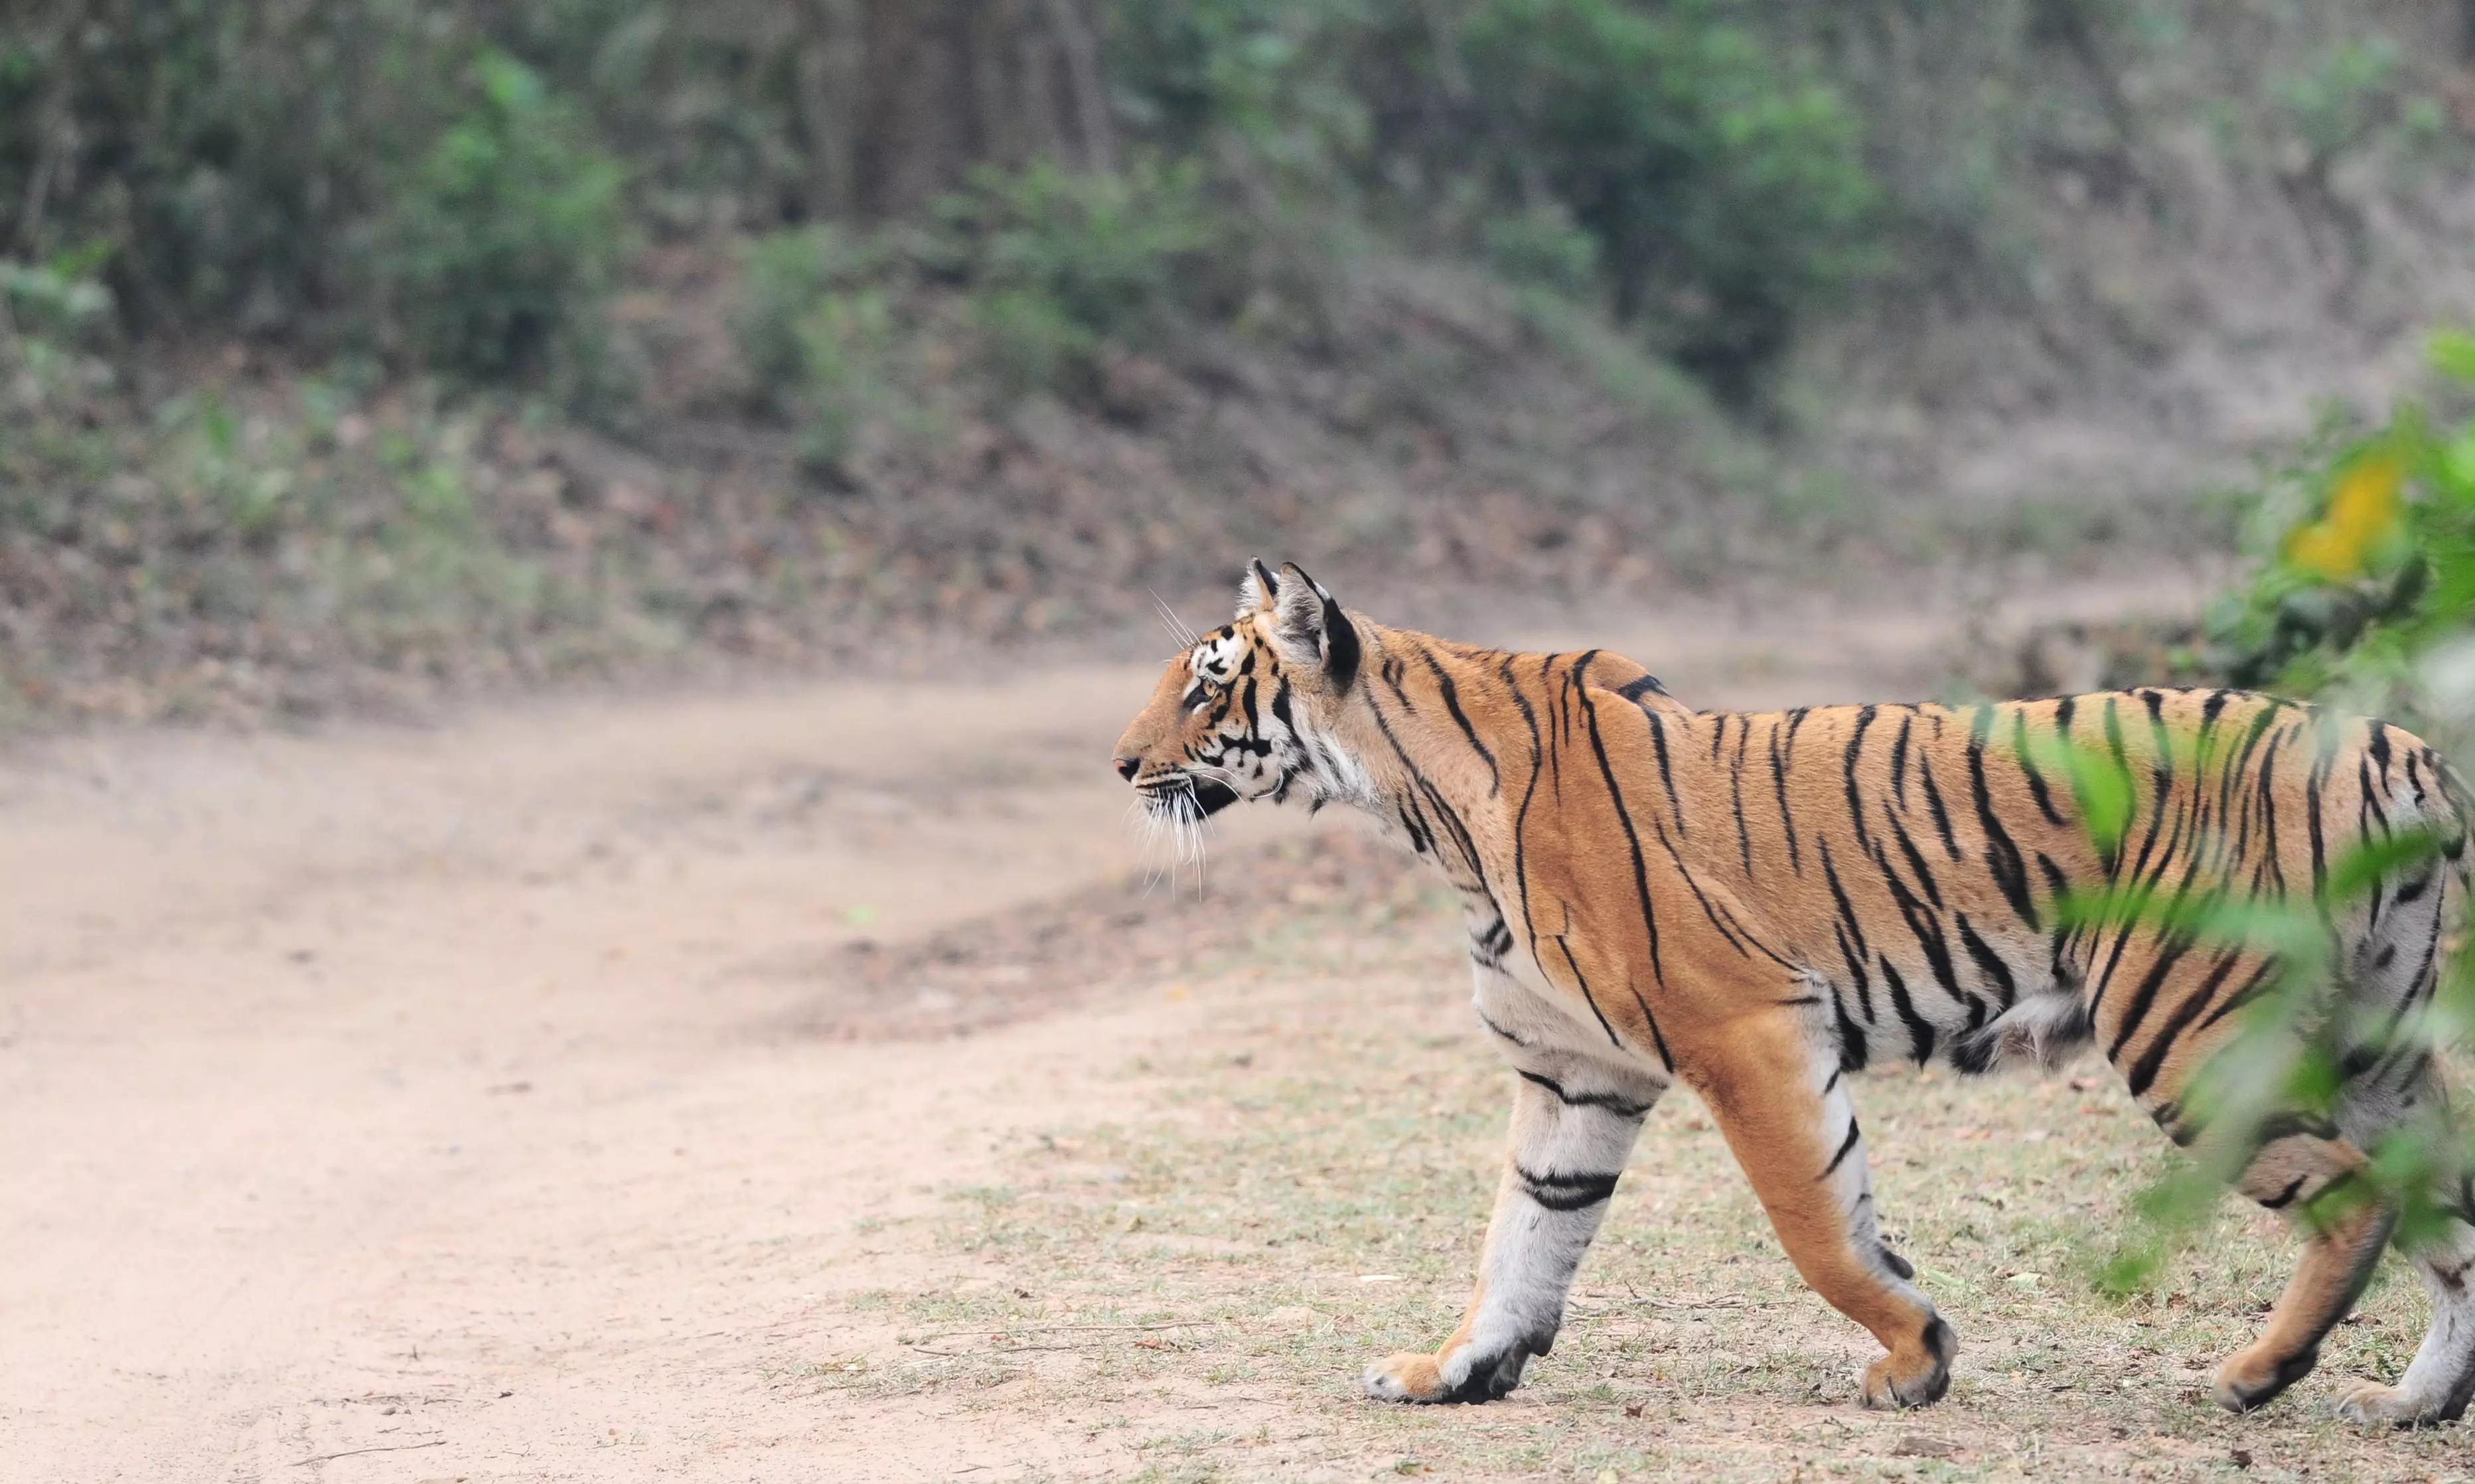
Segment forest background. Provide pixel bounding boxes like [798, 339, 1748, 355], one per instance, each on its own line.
[8, 0, 2475, 724]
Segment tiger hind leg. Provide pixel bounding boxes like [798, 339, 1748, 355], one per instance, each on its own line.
[2211, 1129, 2396, 1414]
[2331, 1062, 2475, 1425]
[2332, 1217, 2475, 1424]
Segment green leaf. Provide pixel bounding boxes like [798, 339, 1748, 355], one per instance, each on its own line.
[2431, 329, 2475, 383]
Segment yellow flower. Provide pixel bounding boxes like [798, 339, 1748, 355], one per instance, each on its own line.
[2285, 450, 2404, 581]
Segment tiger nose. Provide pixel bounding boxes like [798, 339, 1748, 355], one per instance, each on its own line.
[1114, 755, 1142, 781]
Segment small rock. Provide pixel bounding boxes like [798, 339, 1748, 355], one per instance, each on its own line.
[1893, 1434, 1961, 1459]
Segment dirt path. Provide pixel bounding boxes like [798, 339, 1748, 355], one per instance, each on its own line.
[3, 579, 2196, 1481]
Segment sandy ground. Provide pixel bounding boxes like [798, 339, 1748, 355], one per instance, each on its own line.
[3, 579, 2198, 1481]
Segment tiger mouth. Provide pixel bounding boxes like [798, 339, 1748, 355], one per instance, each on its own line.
[1140, 776, 1241, 817]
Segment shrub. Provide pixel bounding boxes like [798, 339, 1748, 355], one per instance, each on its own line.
[2202, 331, 2475, 710]
[1460, 0, 1880, 406]
[1479, 203, 1602, 299]
[376, 48, 625, 382]
[937, 161, 1225, 346]
[2087, 331, 2475, 1286]
[974, 288, 1101, 405]
[736, 159, 1242, 453]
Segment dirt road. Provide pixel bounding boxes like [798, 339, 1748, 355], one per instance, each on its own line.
[3, 583, 2186, 1480]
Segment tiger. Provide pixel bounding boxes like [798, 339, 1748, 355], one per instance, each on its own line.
[1110, 559, 2475, 1423]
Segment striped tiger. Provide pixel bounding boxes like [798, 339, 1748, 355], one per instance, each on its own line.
[1111, 561, 2475, 1422]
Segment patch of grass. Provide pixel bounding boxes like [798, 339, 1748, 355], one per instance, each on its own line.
[808, 882, 2474, 1480]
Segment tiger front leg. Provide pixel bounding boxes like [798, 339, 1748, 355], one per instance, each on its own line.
[1363, 1067, 1656, 1403]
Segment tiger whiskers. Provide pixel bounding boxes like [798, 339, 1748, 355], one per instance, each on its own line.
[1130, 775, 1215, 898]
[1149, 590, 1200, 650]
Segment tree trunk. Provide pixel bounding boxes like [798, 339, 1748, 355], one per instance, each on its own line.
[801, 0, 1116, 224]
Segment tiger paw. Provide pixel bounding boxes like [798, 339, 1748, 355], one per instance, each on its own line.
[2210, 1343, 2318, 1414]
[1361, 1347, 1527, 1404]
[1858, 1316, 1956, 1410]
[2331, 1378, 2452, 1427]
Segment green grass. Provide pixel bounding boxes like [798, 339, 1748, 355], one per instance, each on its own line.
[808, 879, 2474, 1481]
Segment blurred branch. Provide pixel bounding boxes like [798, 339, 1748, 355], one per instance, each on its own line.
[1041, 0, 1116, 173]
[792, 0, 863, 219]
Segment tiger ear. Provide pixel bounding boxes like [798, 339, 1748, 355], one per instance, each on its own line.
[1235, 557, 1282, 620]
[1268, 561, 1360, 693]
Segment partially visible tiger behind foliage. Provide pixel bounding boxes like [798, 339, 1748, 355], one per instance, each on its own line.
[1112, 561, 2475, 1423]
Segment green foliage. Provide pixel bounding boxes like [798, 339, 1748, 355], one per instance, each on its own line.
[2276, 36, 2446, 171]
[1458, 0, 1879, 405]
[736, 162, 1240, 459]
[0, 3, 641, 387]
[377, 48, 625, 382]
[1104, 0, 1886, 404]
[1478, 204, 1602, 300]
[974, 290, 1100, 406]
[2079, 333, 2475, 1291]
[2203, 333, 2475, 715]
[0, 254, 115, 347]
[942, 161, 1224, 345]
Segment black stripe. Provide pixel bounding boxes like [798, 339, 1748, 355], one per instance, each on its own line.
[1653, 817, 1771, 962]
[1395, 792, 1434, 856]
[1730, 716, 1755, 875]
[1819, 837, 1872, 965]
[1501, 655, 1546, 963]
[1883, 806, 1944, 911]
[1550, 933, 1625, 1051]
[1322, 595, 1361, 692]
[1473, 1006, 1533, 1047]
[1835, 921, 1876, 1023]
[1517, 1069, 1655, 1119]
[1577, 657, 1667, 992]
[1955, 913, 2018, 1007]
[1515, 1163, 1621, 1212]
[1643, 706, 1687, 838]
[2191, 958, 2281, 1036]
[2306, 736, 2331, 905]
[1844, 705, 1880, 852]
[2105, 933, 2196, 1062]
[1880, 956, 1937, 1063]
[1876, 843, 1981, 1027]
[1416, 642, 1499, 796]
[1889, 711, 1914, 810]
[1769, 719, 1802, 874]
[2255, 728, 2288, 899]
[1969, 706, 2040, 929]
[2014, 708, 2067, 826]
[1918, 760, 1959, 861]
[1832, 986, 1870, 1070]
[2125, 950, 2245, 1098]
[1820, 1118, 1864, 1180]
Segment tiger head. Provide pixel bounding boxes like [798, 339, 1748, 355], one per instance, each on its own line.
[1111, 559, 1370, 828]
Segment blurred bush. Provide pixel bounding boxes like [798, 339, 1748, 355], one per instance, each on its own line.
[12, 0, 2461, 411]
[2204, 332, 2475, 717]
[1457, 0, 1878, 404]
[0, 3, 636, 388]
[2067, 332, 2475, 1289]
[1104, 0, 1883, 404]
[736, 161, 1245, 463]
[377, 47, 624, 384]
